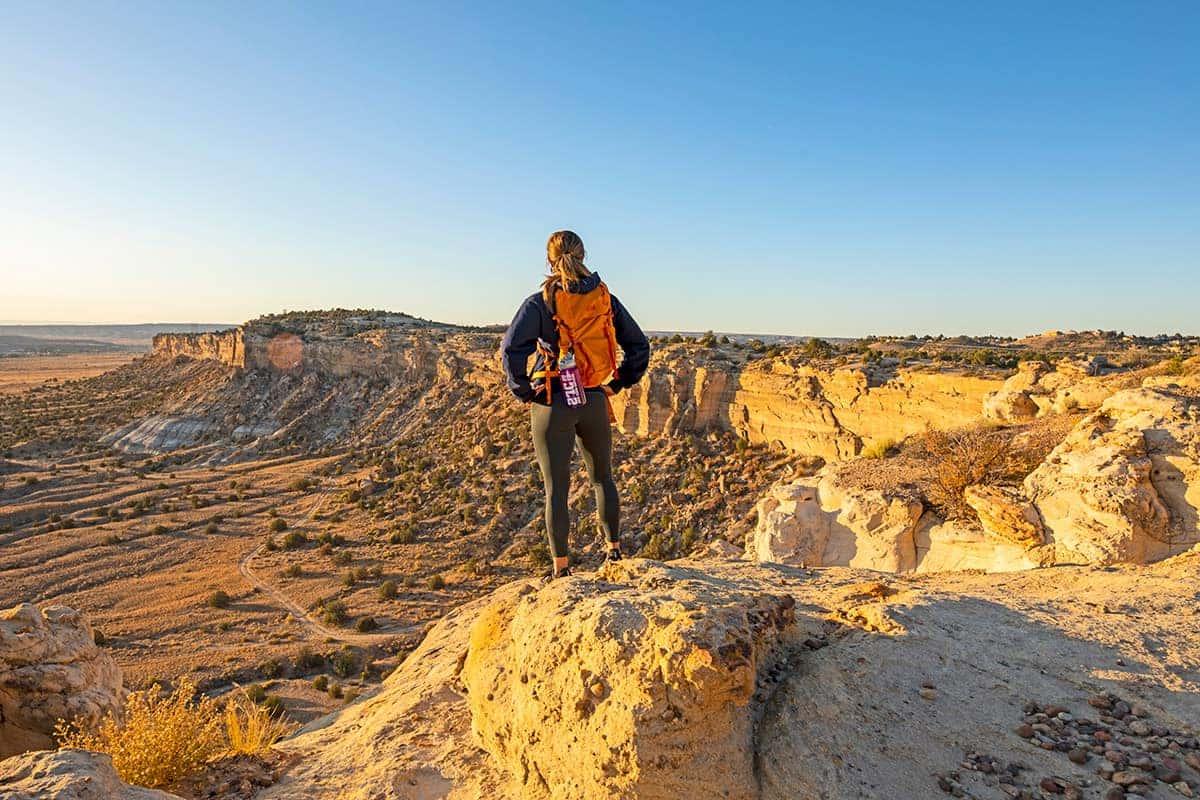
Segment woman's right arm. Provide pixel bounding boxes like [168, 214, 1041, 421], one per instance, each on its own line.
[501, 296, 541, 402]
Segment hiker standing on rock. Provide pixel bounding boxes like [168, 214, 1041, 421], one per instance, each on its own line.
[502, 230, 650, 579]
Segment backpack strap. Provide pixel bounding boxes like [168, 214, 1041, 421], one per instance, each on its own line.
[530, 339, 559, 404]
[599, 283, 619, 382]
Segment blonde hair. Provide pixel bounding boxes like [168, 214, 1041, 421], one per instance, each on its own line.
[542, 230, 591, 309]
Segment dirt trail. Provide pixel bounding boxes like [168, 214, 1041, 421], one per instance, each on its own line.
[237, 487, 422, 646]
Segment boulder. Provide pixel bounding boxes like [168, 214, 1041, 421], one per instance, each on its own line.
[982, 389, 1039, 422]
[0, 605, 123, 758]
[747, 472, 922, 572]
[914, 517, 1050, 573]
[462, 560, 797, 800]
[0, 749, 180, 799]
[1025, 387, 1200, 564]
[963, 484, 1045, 548]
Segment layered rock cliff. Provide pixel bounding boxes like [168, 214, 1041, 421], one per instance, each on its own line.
[149, 324, 1015, 462]
[611, 349, 1004, 460]
[151, 330, 245, 368]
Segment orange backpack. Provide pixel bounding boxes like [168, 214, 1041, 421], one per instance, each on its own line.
[533, 281, 620, 402]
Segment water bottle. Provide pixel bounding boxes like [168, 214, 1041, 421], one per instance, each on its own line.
[559, 351, 587, 408]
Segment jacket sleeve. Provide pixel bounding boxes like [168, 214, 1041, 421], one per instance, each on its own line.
[609, 294, 650, 391]
[502, 296, 542, 402]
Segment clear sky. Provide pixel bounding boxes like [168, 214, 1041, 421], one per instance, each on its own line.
[1, 2, 1197, 336]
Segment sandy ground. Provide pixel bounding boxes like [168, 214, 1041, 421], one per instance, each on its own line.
[0, 353, 141, 395]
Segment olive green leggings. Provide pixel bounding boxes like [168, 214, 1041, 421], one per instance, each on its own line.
[531, 389, 620, 559]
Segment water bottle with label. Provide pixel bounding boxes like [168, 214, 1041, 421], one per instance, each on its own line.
[559, 350, 587, 407]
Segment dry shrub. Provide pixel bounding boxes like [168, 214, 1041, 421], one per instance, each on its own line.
[56, 679, 224, 789]
[913, 422, 1060, 520]
[224, 689, 295, 755]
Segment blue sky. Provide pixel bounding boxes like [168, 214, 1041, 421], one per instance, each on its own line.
[1, 2, 1197, 336]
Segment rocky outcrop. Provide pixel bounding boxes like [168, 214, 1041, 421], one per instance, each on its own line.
[463, 561, 796, 800]
[748, 472, 1050, 574]
[263, 556, 1200, 799]
[152, 320, 454, 379]
[747, 476, 923, 571]
[983, 359, 1115, 422]
[152, 330, 244, 367]
[99, 416, 214, 454]
[613, 349, 1004, 460]
[0, 605, 123, 758]
[265, 560, 802, 800]
[751, 385, 1200, 573]
[1025, 386, 1200, 564]
[963, 485, 1045, 548]
[0, 749, 181, 799]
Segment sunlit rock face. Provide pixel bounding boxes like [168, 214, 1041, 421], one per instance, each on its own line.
[749, 385, 1200, 573]
[612, 348, 1003, 460]
[0, 604, 124, 758]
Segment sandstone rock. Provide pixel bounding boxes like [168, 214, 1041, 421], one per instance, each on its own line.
[983, 359, 1116, 421]
[983, 389, 1039, 422]
[610, 350, 1003, 460]
[0, 749, 181, 799]
[963, 485, 1045, 548]
[267, 561, 803, 800]
[750, 470, 1052, 573]
[259, 555, 1200, 800]
[747, 472, 922, 572]
[462, 560, 796, 800]
[0, 604, 123, 758]
[1025, 387, 1200, 564]
[914, 517, 1050, 573]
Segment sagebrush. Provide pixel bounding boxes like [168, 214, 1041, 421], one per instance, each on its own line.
[56, 679, 224, 789]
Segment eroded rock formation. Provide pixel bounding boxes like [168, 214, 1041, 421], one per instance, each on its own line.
[747, 476, 923, 571]
[462, 560, 796, 799]
[262, 554, 1200, 799]
[1025, 386, 1200, 564]
[751, 385, 1200, 572]
[611, 350, 1003, 459]
[983, 358, 1115, 422]
[0, 604, 123, 758]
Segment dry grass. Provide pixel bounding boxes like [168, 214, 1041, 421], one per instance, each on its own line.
[224, 688, 296, 755]
[860, 438, 897, 460]
[56, 678, 224, 790]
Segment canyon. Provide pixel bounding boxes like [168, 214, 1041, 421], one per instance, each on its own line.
[1, 310, 1198, 799]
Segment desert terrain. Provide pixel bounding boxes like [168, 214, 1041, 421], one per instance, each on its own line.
[0, 354, 141, 395]
[1, 311, 1198, 799]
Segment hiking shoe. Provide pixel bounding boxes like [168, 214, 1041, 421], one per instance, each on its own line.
[543, 566, 572, 583]
[604, 546, 623, 562]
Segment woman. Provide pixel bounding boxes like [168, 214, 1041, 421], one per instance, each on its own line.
[502, 231, 650, 579]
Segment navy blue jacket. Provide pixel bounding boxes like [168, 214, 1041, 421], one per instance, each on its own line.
[502, 272, 650, 403]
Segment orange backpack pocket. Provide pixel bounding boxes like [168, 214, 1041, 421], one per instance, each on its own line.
[553, 282, 619, 388]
